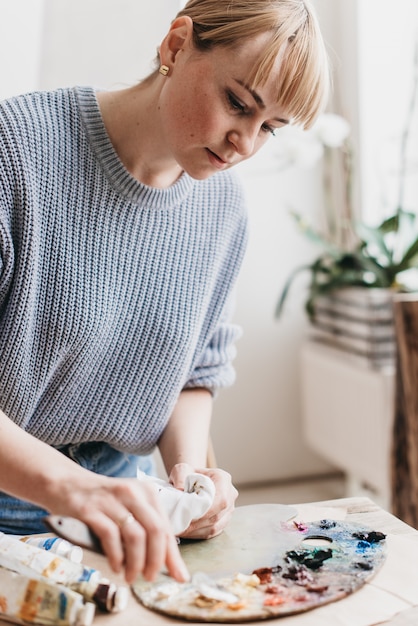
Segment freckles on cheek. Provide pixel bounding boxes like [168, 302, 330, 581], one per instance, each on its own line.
[197, 107, 218, 136]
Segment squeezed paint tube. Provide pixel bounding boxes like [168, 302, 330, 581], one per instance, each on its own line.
[0, 567, 95, 626]
[0, 533, 100, 585]
[10, 536, 83, 563]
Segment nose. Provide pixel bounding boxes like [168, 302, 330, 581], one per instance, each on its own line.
[227, 126, 258, 157]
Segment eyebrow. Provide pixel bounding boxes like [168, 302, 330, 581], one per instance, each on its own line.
[234, 79, 290, 125]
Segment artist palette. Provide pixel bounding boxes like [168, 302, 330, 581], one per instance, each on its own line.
[132, 504, 387, 623]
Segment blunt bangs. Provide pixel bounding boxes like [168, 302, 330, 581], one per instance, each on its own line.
[177, 0, 330, 129]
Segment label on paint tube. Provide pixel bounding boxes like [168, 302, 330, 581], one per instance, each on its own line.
[0, 533, 100, 586]
[10, 536, 84, 564]
[0, 567, 95, 626]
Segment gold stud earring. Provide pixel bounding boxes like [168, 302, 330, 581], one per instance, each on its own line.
[159, 65, 169, 76]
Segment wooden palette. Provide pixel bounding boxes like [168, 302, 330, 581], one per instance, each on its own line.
[132, 504, 387, 622]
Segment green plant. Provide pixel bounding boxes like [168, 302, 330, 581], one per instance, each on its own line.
[275, 208, 418, 319]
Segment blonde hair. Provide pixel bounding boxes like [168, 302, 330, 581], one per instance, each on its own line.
[175, 0, 330, 129]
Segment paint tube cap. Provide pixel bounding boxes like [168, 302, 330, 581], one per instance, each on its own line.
[66, 544, 84, 563]
[112, 585, 129, 613]
[95, 581, 129, 613]
[76, 601, 96, 626]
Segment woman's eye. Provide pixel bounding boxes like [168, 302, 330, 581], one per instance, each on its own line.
[261, 123, 277, 137]
[227, 90, 279, 137]
[228, 92, 246, 112]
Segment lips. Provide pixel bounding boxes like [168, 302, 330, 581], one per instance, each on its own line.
[206, 148, 230, 168]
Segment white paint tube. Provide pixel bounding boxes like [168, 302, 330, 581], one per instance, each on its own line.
[0, 567, 95, 626]
[10, 536, 83, 563]
[0, 533, 100, 586]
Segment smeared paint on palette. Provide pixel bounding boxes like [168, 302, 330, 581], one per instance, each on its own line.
[132, 505, 387, 623]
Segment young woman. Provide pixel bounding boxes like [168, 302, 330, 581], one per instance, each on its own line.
[0, 0, 329, 583]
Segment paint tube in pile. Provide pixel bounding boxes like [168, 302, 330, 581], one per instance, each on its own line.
[70, 579, 129, 613]
[0, 567, 95, 626]
[0, 533, 128, 613]
[10, 536, 83, 563]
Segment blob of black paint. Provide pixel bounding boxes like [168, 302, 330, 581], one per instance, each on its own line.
[318, 520, 337, 530]
[352, 531, 386, 544]
[286, 548, 333, 570]
[282, 565, 313, 584]
[355, 560, 373, 571]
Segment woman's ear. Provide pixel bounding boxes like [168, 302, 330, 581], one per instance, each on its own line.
[159, 16, 194, 67]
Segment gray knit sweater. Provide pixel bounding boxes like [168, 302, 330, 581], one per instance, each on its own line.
[0, 86, 248, 455]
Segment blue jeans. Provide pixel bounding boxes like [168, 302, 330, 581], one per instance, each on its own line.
[0, 442, 155, 534]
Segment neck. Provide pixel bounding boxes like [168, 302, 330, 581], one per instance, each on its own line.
[97, 83, 183, 189]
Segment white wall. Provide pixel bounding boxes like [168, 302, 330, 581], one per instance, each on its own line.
[0, 0, 45, 100]
[39, 0, 176, 90]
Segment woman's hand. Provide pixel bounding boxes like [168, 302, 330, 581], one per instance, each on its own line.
[168, 462, 238, 539]
[50, 473, 190, 585]
[0, 409, 189, 585]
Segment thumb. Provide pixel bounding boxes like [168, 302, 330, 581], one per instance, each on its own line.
[168, 462, 195, 490]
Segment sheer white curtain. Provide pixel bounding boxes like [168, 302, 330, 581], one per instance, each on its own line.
[318, 0, 418, 224]
[356, 0, 418, 223]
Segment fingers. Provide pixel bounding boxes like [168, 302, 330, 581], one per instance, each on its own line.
[171, 466, 238, 540]
[120, 504, 189, 583]
[77, 479, 189, 585]
[84, 512, 126, 575]
[168, 462, 194, 490]
[165, 533, 190, 581]
[180, 493, 236, 539]
[137, 511, 167, 582]
[118, 513, 147, 584]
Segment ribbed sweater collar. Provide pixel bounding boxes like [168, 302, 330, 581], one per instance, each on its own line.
[75, 86, 195, 209]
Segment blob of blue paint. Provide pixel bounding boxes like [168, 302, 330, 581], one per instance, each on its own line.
[356, 540, 371, 553]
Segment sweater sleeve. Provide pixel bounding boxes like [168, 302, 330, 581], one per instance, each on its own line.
[183, 292, 243, 392]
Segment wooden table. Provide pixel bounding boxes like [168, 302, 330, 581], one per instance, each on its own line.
[1, 496, 417, 625]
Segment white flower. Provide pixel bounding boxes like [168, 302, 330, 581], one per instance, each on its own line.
[271, 125, 324, 169]
[311, 113, 351, 148]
